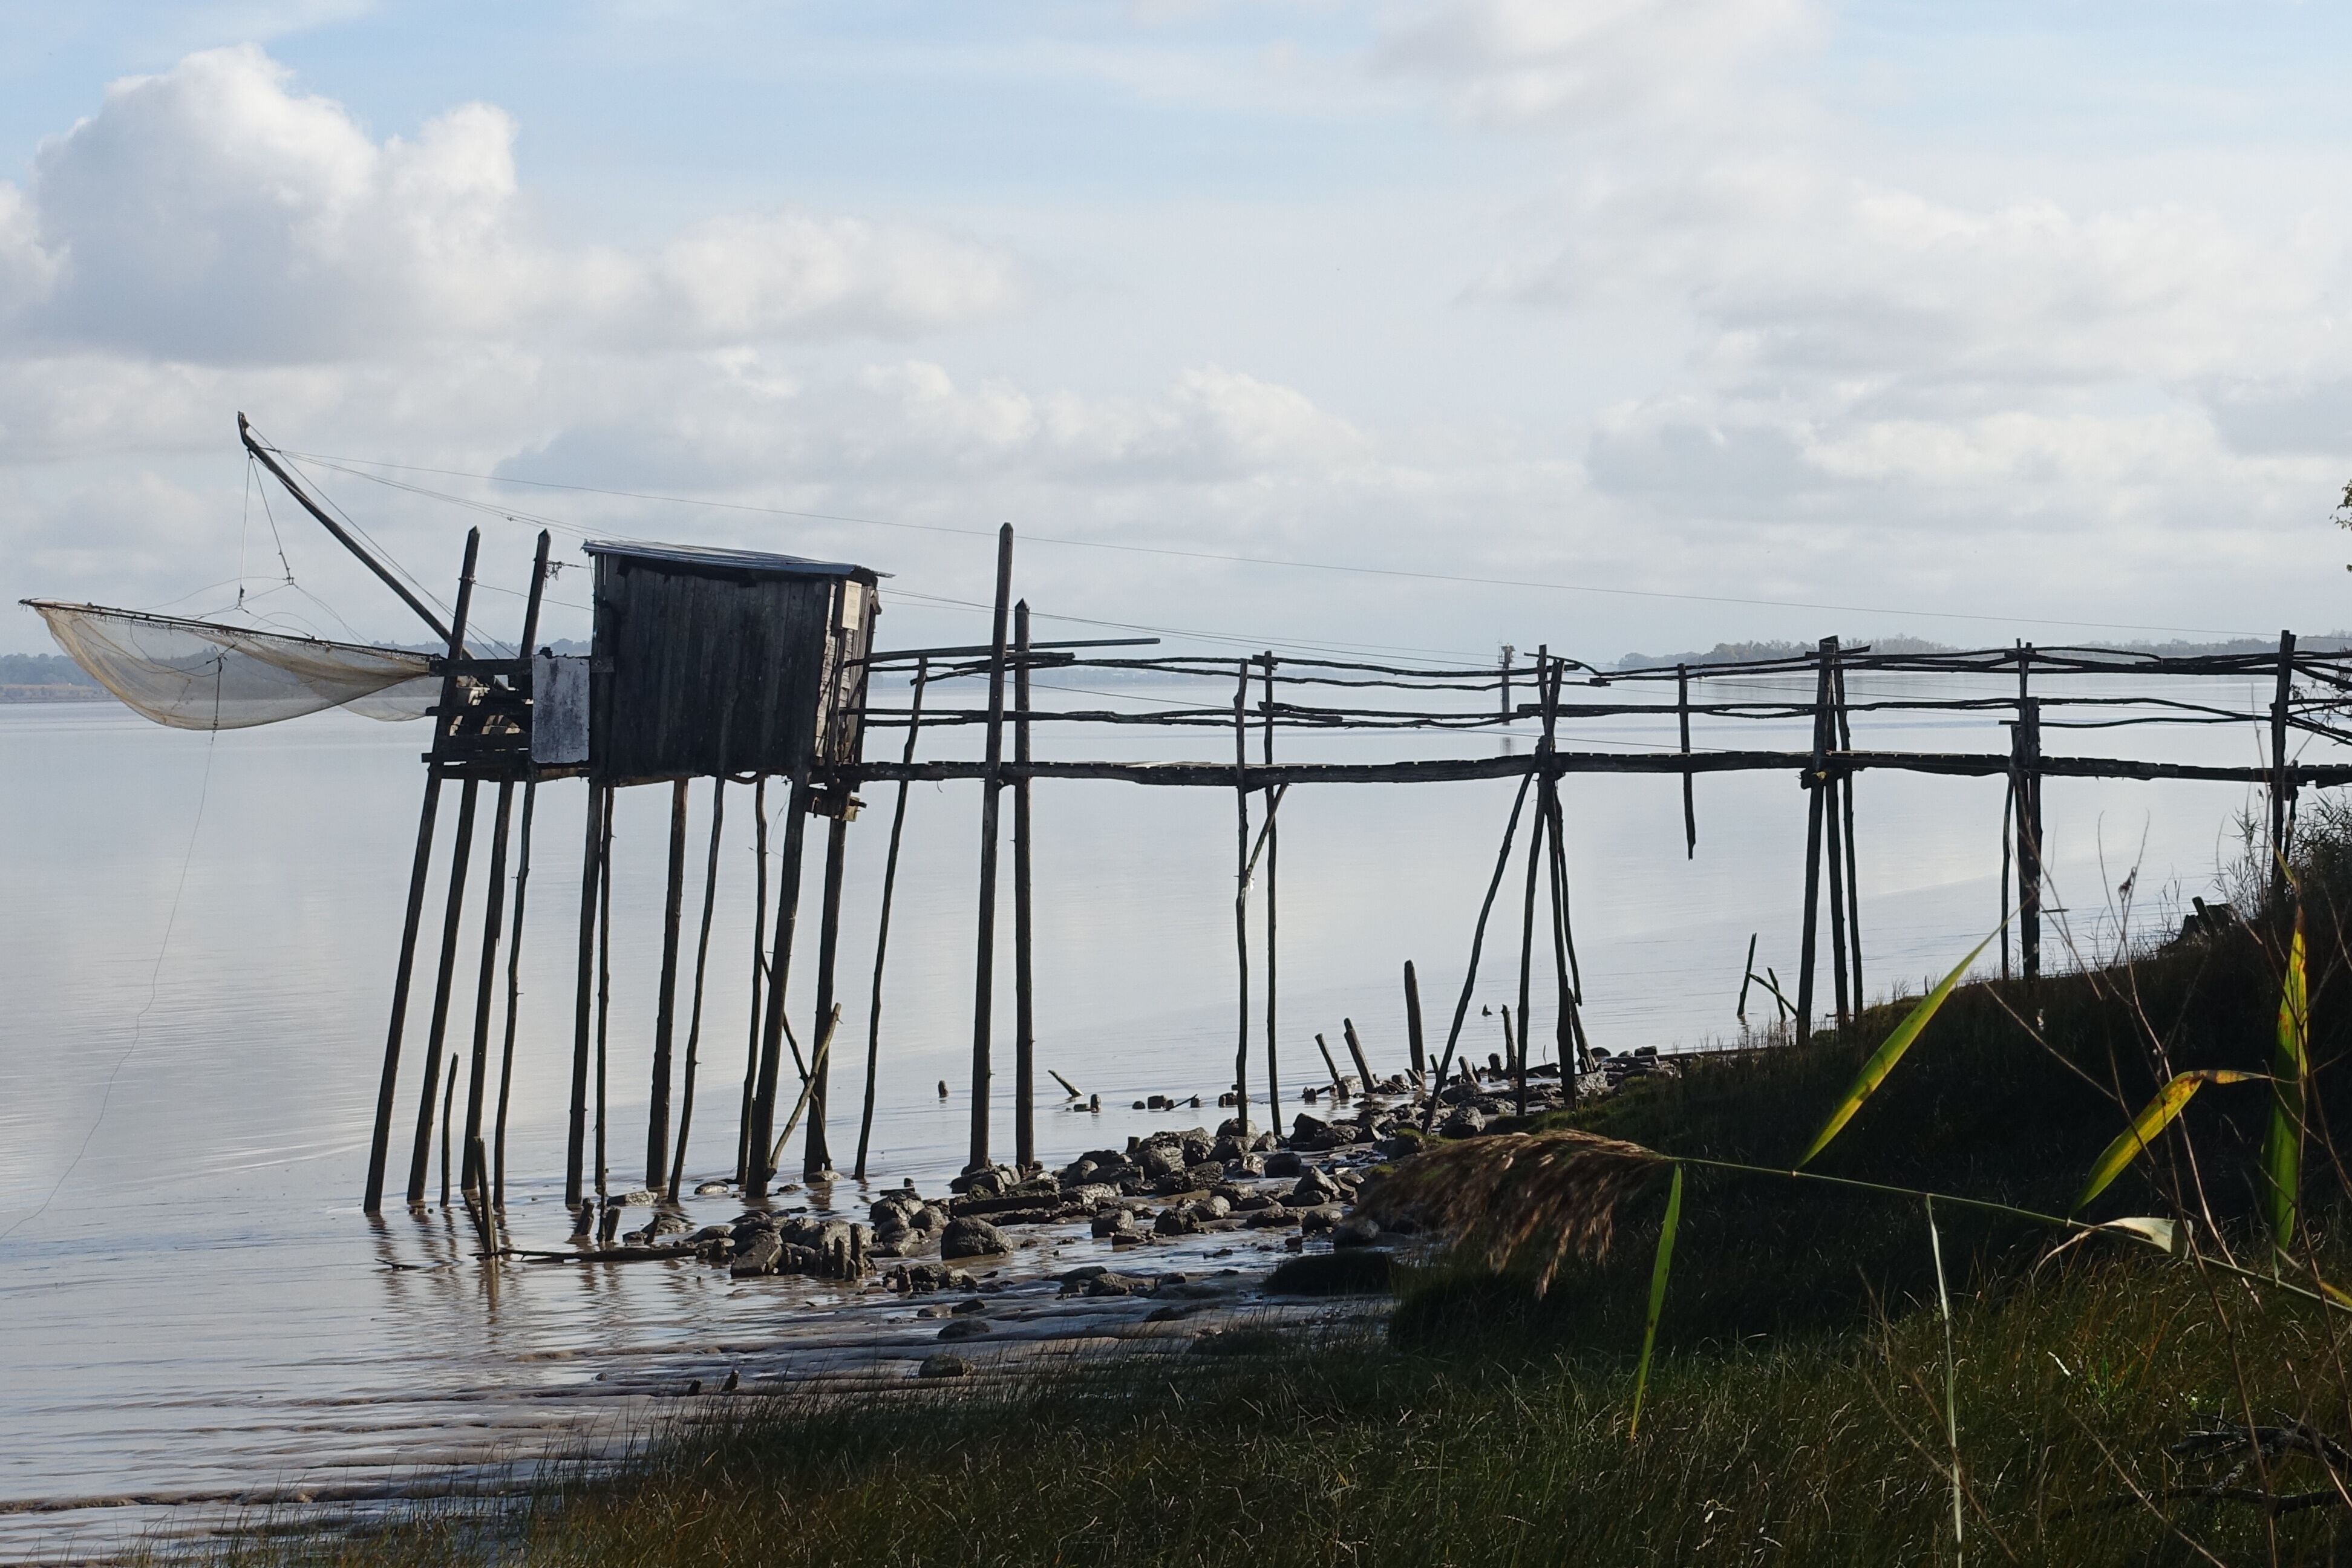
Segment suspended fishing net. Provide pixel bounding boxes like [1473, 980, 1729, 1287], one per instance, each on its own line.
[24, 601, 439, 730]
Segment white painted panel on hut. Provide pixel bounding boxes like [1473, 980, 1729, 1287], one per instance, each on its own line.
[532, 655, 589, 763]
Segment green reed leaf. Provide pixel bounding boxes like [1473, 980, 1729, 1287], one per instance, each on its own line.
[1797, 925, 2004, 1168]
[1628, 1163, 1683, 1442]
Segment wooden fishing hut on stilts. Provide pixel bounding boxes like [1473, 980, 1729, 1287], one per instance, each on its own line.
[359, 540, 886, 1221]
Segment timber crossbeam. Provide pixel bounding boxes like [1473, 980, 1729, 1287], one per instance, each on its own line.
[855, 750, 2352, 789]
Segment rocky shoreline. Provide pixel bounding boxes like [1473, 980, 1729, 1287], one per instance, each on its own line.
[534, 1051, 1678, 1332]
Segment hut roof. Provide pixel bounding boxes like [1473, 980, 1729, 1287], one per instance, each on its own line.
[582, 540, 882, 584]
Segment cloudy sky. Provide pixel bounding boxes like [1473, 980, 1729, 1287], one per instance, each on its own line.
[4, 1, 2352, 663]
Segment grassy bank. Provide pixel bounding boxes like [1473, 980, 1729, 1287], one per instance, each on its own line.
[209, 849, 2352, 1566]
[210, 1244, 2352, 1566]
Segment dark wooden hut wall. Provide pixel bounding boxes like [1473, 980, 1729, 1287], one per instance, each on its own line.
[591, 557, 845, 785]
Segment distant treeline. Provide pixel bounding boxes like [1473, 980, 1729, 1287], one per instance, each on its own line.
[0, 652, 100, 688]
[1613, 632, 2352, 670]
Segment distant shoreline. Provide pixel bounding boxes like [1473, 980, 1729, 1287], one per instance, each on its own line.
[0, 685, 106, 703]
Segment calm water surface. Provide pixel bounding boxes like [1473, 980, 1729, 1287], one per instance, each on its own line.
[0, 669, 2314, 1557]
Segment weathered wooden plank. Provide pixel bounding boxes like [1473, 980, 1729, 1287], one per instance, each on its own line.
[855, 753, 2352, 788]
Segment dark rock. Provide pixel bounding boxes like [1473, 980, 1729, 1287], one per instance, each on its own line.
[1331, 1214, 1382, 1248]
[1298, 1204, 1344, 1235]
[918, 1353, 972, 1379]
[949, 1296, 988, 1315]
[941, 1217, 1010, 1259]
[1267, 1249, 1393, 1296]
[1244, 1205, 1299, 1229]
[729, 1231, 783, 1278]
[1081, 1270, 1159, 1298]
[1440, 1106, 1488, 1138]
[1154, 1208, 1199, 1237]
[1139, 1145, 1186, 1181]
[1091, 1209, 1138, 1238]
[1263, 1151, 1304, 1178]
[936, 1318, 992, 1342]
[1184, 1161, 1226, 1189]
[1145, 1302, 1202, 1323]
[886, 1263, 980, 1294]
[1288, 1169, 1341, 1206]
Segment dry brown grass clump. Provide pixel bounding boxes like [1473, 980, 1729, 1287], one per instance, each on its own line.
[1357, 1129, 1667, 1294]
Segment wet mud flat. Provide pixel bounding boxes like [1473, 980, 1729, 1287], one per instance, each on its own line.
[1, 1094, 1488, 1565]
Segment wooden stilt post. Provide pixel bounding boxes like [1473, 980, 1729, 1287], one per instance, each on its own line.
[491, 529, 551, 1211]
[2017, 688, 2042, 984]
[1835, 656, 1863, 1008]
[1232, 659, 1252, 1140]
[459, 777, 515, 1195]
[646, 779, 690, 1189]
[1342, 1018, 1375, 1097]
[667, 777, 725, 1203]
[748, 758, 814, 1198]
[384, 528, 480, 1209]
[1678, 661, 1696, 858]
[1013, 604, 1037, 1172]
[856, 661, 929, 1181]
[367, 771, 443, 1214]
[1999, 771, 2014, 981]
[408, 775, 480, 1204]
[566, 780, 601, 1210]
[1421, 771, 1535, 1132]
[493, 777, 534, 1209]
[595, 787, 615, 1199]
[2273, 630, 2298, 904]
[1823, 642, 1849, 1028]
[1261, 652, 1281, 1128]
[1538, 656, 1588, 1077]
[736, 776, 768, 1187]
[805, 811, 848, 1181]
[967, 524, 1014, 1174]
[1794, 639, 1831, 1049]
[1403, 961, 1426, 1087]
[1515, 658, 1546, 1117]
[1315, 1032, 1347, 1099]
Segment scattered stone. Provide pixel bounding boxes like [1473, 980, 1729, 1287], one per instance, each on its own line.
[941, 1217, 1010, 1259]
[937, 1318, 993, 1342]
[1331, 1214, 1383, 1249]
[918, 1353, 971, 1379]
